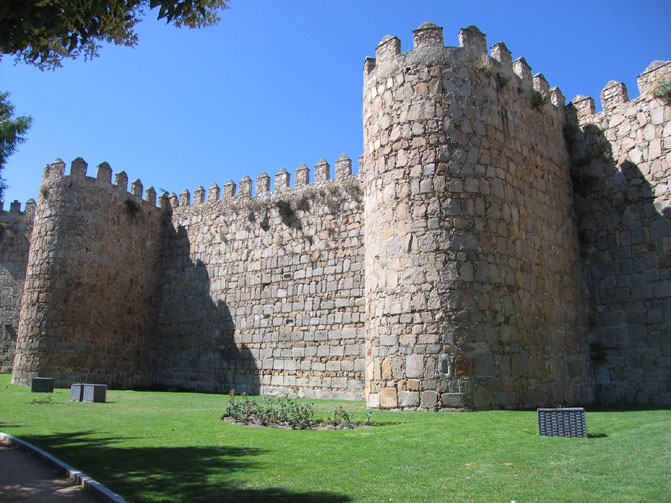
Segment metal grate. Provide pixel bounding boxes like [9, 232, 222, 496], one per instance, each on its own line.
[31, 377, 54, 393]
[70, 383, 84, 401]
[537, 408, 587, 437]
[70, 383, 107, 402]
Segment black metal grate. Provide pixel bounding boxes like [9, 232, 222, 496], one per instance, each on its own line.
[31, 377, 54, 393]
[537, 408, 587, 437]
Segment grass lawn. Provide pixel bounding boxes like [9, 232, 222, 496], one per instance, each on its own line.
[0, 374, 669, 503]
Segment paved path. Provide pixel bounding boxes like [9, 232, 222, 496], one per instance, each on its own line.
[0, 438, 117, 503]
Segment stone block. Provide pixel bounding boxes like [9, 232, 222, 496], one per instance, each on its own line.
[398, 391, 420, 407]
[420, 390, 438, 409]
[368, 393, 380, 408]
[441, 392, 466, 408]
[406, 354, 424, 378]
[379, 387, 398, 408]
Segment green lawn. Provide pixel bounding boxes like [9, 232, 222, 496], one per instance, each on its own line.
[0, 374, 669, 503]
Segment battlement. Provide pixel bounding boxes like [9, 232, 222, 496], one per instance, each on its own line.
[160, 154, 359, 209]
[41, 157, 160, 207]
[568, 60, 671, 119]
[0, 199, 36, 220]
[364, 22, 566, 113]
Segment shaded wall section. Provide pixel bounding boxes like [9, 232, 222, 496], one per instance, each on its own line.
[568, 61, 671, 404]
[0, 200, 34, 373]
[153, 162, 366, 400]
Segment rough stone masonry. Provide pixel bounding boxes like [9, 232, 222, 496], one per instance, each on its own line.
[2, 23, 670, 409]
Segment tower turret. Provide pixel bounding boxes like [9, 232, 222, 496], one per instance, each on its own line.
[362, 23, 590, 410]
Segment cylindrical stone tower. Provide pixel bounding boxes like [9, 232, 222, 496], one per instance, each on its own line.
[11, 158, 164, 388]
[362, 22, 591, 410]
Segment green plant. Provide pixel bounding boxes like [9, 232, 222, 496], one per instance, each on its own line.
[495, 72, 510, 89]
[652, 78, 671, 99]
[40, 184, 49, 199]
[295, 195, 310, 212]
[221, 392, 316, 429]
[531, 90, 549, 109]
[275, 200, 302, 229]
[30, 394, 53, 404]
[327, 405, 357, 429]
[221, 390, 257, 423]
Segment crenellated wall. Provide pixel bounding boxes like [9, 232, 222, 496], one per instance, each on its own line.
[3, 22, 669, 409]
[362, 23, 590, 410]
[567, 60, 671, 404]
[11, 158, 164, 388]
[0, 200, 34, 372]
[153, 156, 366, 400]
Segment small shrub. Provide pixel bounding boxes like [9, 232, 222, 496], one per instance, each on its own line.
[495, 72, 509, 89]
[276, 200, 302, 229]
[531, 90, 549, 110]
[260, 211, 270, 231]
[325, 196, 340, 214]
[296, 195, 310, 212]
[40, 185, 49, 199]
[222, 392, 315, 429]
[30, 395, 54, 405]
[342, 180, 362, 202]
[222, 391, 257, 423]
[327, 405, 357, 429]
[652, 78, 671, 100]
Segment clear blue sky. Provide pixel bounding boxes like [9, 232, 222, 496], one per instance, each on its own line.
[1, 0, 670, 206]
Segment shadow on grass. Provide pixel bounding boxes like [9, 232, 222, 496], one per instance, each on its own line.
[19, 431, 352, 503]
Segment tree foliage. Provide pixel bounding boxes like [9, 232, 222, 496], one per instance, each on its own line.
[0, 92, 32, 201]
[0, 0, 229, 70]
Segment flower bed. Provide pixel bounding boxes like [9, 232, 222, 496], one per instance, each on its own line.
[221, 391, 372, 430]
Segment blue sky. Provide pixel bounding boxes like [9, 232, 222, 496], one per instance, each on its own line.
[1, 0, 670, 206]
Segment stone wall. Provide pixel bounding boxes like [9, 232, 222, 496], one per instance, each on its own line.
[11, 159, 163, 388]
[362, 23, 591, 410]
[4, 22, 669, 409]
[568, 61, 671, 404]
[0, 200, 34, 373]
[153, 156, 366, 400]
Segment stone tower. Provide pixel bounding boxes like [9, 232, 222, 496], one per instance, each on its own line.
[11, 159, 163, 387]
[362, 22, 593, 409]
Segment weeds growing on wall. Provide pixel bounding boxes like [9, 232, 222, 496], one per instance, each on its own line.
[652, 78, 671, 100]
[531, 90, 549, 110]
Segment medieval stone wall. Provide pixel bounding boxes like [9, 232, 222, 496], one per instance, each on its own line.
[0, 201, 34, 373]
[153, 157, 366, 400]
[568, 60, 671, 404]
[11, 159, 163, 388]
[363, 23, 591, 410]
[3, 22, 669, 409]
